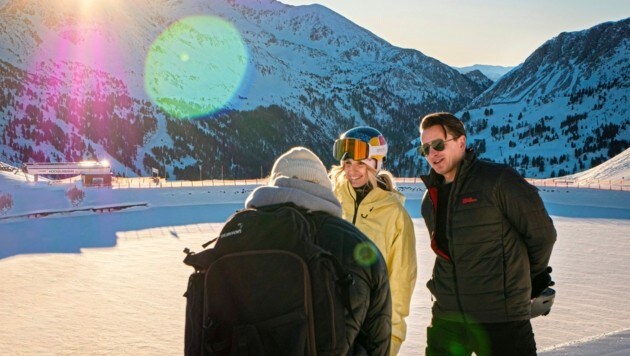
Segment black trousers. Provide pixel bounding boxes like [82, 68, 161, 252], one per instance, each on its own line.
[426, 317, 537, 356]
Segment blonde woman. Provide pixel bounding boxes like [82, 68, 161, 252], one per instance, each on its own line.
[329, 127, 417, 355]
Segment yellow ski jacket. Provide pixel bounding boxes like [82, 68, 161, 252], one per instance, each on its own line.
[335, 183, 417, 355]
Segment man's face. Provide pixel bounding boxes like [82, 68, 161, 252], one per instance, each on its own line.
[420, 125, 466, 183]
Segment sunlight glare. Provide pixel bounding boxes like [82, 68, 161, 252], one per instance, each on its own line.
[144, 16, 250, 119]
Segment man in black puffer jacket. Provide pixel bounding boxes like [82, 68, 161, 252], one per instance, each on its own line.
[418, 112, 557, 356]
[245, 146, 392, 355]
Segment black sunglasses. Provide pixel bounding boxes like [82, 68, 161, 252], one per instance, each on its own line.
[418, 138, 455, 156]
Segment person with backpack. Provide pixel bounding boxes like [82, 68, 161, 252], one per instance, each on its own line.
[418, 112, 557, 355]
[184, 146, 391, 355]
[329, 127, 417, 355]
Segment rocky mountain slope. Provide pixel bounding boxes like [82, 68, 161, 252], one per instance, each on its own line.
[454, 18, 629, 177]
[0, 1, 627, 179]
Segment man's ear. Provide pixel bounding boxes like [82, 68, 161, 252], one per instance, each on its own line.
[459, 135, 467, 150]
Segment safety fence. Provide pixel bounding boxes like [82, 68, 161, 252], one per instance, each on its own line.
[394, 177, 424, 184]
[0, 161, 16, 172]
[525, 178, 628, 191]
[4, 169, 626, 192]
[110, 177, 628, 191]
[394, 177, 628, 191]
[111, 177, 269, 189]
[110, 177, 428, 189]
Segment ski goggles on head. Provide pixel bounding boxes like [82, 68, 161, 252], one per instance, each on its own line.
[333, 137, 387, 161]
[418, 138, 455, 156]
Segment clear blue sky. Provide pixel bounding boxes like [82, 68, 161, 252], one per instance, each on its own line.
[281, 0, 630, 67]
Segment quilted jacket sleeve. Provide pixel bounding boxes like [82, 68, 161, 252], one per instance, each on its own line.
[386, 207, 417, 355]
[496, 167, 557, 277]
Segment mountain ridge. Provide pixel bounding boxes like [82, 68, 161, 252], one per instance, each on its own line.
[455, 64, 515, 81]
[0, 1, 627, 179]
[454, 18, 629, 177]
[1, 0, 481, 179]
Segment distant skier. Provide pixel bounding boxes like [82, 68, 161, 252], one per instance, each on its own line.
[418, 112, 557, 355]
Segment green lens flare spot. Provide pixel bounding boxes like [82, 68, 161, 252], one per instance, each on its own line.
[449, 343, 466, 355]
[353, 242, 379, 267]
[144, 16, 249, 119]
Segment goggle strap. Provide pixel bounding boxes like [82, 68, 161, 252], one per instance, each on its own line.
[369, 145, 387, 157]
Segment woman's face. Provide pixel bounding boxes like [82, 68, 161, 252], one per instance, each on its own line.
[342, 158, 375, 188]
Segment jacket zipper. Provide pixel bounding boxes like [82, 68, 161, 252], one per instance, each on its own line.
[347, 182, 359, 225]
[447, 170, 468, 323]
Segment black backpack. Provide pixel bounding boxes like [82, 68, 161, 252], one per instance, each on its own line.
[183, 204, 355, 356]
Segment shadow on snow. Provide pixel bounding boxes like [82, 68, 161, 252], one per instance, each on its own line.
[0, 203, 242, 260]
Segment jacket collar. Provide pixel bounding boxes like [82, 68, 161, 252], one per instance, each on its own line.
[245, 177, 342, 217]
[336, 181, 406, 206]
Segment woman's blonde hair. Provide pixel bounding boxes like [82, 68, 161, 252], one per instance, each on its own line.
[329, 160, 397, 192]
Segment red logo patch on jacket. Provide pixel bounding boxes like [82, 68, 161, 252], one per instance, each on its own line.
[461, 196, 478, 205]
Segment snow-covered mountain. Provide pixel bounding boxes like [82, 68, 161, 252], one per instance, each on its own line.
[0, 0, 481, 179]
[463, 70, 493, 92]
[455, 64, 515, 81]
[0, 1, 627, 179]
[454, 18, 629, 178]
[565, 147, 629, 181]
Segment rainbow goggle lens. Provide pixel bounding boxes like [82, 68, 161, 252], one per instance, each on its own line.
[333, 137, 387, 161]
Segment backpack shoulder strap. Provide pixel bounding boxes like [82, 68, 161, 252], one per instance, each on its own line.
[302, 211, 359, 321]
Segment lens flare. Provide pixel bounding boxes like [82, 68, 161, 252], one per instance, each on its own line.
[353, 242, 379, 267]
[144, 16, 249, 119]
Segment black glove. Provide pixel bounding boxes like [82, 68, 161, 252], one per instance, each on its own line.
[531, 266, 555, 298]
